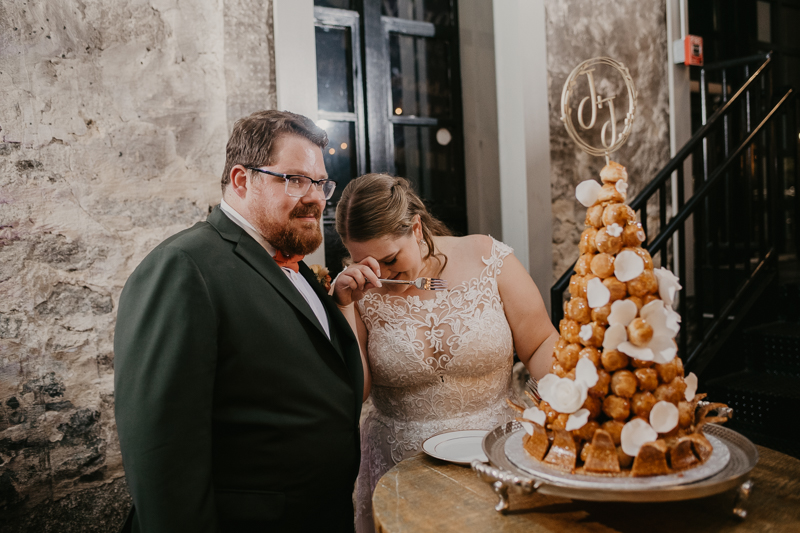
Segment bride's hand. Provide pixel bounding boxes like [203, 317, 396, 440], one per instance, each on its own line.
[333, 257, 382, 307]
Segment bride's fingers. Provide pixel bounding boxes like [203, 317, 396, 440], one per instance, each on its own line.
[359, 265, 382, 288]
[358, 257, 381, 279]
[346, 268, 369, 290]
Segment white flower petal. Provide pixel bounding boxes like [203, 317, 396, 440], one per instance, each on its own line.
[616, 180, 629, 195]
[640, 301, 681, 337]
[522, 407, 547, 427]
[665, 307, 682, 336]
[575, 358, 599, 388]
[650, 401, 679, 433]
[587, 277, 611, 308]
[566, 408, 591, 431]
[654, 267, 682, 308]
[603, 323, 628, 350]
[541, 376, 588, 414]
[576, 180, 602, 207]
[621, 418, 659, 457]
[520, 421, 535, 436]
[614, 250, 645, 282]
[579, 324, 593, 342]
[537, 374, 560, 401]
[640, 300, 671, 337]
[608, 299, 638, 327]
[607, 223, 623, 237]
[618, 341, 655, 361]
[650, 335, 677, 364]
[685, 372, 698, 401]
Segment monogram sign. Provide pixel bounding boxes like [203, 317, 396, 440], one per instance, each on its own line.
[560, 57, 637, 159]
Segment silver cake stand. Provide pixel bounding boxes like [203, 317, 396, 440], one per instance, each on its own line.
[472, 421, 758, 518]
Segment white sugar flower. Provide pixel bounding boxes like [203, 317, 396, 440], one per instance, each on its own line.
[616, 180, 629, 195]
[575, 357, 599, 388]
[608, 299, 638, 327]
[576, 180, 602, 207]
[566, 408, 590, 431]
[539, 359, 599, 415]
[650, 401, 679, 433]
[603, 323, 628, 351]
[617, 300, 678, 364]
[654, 267, 682, 308]
[640, 300, 680, 336]
[522, 406, 546, 427]
[607, 223, 623, 237]
[586, 277, 610, 308]
[614, 250, 645, 282]
[538, 374, 587, 414]
[684, 372, 698, 401]
[579, 324, 593, 342]
[519, 406, 547, 435]
[621, 418, 658, 457]
[665, 306, 682, 335]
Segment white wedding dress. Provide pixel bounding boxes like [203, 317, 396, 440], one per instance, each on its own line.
[354, 238, 516, 532]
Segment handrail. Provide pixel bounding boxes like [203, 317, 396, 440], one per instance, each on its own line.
[629, 53, 772, 211]
[702, 52, 771, 71]
[647, 89, 794, 254]
[685, 248, 776, 373]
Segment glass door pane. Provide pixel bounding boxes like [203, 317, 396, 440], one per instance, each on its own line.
[393, 124, 464, 233]
[314, 0, 354, 9]
[382, 0, 454, 25]
[315, 26, 355, 113]
[389, 34, 453, 119]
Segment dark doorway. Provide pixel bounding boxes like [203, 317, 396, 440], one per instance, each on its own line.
[314, 0, 466, 275]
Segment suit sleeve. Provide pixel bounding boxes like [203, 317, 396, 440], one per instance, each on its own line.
[114, 246, 219, 532]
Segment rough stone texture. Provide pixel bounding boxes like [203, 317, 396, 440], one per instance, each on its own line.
[0, 0, 274, 529]
[544, 0, 671, 279]
[0, 477, 131, 533]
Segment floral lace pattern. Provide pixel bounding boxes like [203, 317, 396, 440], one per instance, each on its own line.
[354, 238, 516, 532]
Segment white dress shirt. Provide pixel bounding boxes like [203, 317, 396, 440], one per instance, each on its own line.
[219, 198, 330, 339]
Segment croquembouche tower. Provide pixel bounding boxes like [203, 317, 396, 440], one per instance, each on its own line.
[511, 58, 729, 476]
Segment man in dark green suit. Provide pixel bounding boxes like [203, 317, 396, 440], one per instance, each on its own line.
[114, 110, 364, 532]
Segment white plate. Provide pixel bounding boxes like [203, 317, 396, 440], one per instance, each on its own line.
[422, 430, 489, 465]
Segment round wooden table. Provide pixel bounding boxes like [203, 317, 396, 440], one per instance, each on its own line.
[372, 446, 800, 532]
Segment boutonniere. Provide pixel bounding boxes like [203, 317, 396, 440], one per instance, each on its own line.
[309, 264, 332, 292]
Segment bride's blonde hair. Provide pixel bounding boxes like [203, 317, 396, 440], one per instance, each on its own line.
[335, 174, 451, 274]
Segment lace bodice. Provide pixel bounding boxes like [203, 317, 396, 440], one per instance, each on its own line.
[355, 237, 516, 532]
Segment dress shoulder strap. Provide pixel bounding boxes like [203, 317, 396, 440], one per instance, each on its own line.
[483, 236, 514, 279]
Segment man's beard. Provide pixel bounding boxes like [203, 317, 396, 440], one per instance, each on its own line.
[255, 203, 323, 256]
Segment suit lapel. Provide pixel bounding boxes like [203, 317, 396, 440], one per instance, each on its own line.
[299, 262, 364, 414]
[298, 263, 355, 363]
[207, 207, 328, 341]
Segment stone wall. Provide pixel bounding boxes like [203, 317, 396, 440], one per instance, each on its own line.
[0, 0, 274, 530]
[544, 0, 671, 279]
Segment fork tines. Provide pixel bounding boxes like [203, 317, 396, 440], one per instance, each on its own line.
[423, 277, 448, 290]
[525, 377, 541, 402]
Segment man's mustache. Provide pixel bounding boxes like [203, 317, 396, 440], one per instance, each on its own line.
[290, 205, 322, 220]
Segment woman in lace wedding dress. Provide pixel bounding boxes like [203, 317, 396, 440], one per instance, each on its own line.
[332, 174, 559, 532]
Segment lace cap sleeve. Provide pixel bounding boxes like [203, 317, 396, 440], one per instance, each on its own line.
[484, 236, 514, 278]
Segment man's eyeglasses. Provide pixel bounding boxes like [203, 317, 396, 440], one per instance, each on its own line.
[246, 167, 336, 200]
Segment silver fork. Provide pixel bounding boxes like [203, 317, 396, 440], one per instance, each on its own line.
[525, 377, 541, 402]
[379, 277, 448, 290]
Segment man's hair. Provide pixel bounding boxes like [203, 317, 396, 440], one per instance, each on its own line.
[221, 110, 328, 192]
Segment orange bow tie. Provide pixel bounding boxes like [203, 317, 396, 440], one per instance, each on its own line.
[273, 251, 304, 273]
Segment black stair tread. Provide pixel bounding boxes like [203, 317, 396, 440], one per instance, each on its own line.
[744, 319, 800, 338]
[705, 370, 800, 400]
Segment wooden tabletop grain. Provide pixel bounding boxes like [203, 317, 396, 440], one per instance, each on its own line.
[372, 446, 800, 532]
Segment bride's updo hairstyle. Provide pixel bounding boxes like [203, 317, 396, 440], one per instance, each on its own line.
[336, 173, 451, 273]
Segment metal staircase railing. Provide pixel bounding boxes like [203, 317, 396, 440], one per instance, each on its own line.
[550, 52, 798, 376]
